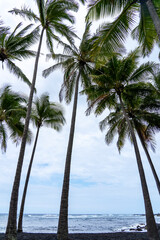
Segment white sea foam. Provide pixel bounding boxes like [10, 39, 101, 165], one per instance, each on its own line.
[119, 223, 146, 232]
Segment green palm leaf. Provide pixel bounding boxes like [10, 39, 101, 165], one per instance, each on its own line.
[0, 85, 31, 152]
[0, 23, 39, 85]
[31, 93, 65, 129]
[6, 60, 31, 86]
[9, 7, 39, 22]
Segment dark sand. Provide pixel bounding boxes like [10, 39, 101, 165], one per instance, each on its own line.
[0, 232, 149, 240]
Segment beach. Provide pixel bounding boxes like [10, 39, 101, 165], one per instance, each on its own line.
[0, 232, 149, 240]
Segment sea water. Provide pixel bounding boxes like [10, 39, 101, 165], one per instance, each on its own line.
[0, 214, 160, 233]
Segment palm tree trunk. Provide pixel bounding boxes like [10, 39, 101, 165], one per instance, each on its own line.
[5, 27, 45, 240]
[137, 129, 160, 195]
[118, 94, 159, 240]
[57, 72, 80, 240]
[17, 126, 40, 233]
[144, 0, 160, 41]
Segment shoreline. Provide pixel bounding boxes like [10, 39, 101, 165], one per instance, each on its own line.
[0, 232, 149, 240]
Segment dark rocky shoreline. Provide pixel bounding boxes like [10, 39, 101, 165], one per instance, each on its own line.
[0, 232, 149, 240]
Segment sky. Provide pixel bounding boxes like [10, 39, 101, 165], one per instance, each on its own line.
[0, 0, 160, 215]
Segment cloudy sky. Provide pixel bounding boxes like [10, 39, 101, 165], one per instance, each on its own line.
[0, 0, 160, 215]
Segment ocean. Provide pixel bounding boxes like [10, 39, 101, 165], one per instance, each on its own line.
[1, 214, 160, 233]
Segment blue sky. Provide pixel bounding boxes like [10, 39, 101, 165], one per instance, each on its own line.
[0, 0, 160, 215]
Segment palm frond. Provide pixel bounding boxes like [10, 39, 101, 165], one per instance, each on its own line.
[131, 4, 158, 57]
[35, 0, 45, 26]
[6, 60, 31, 87]
[86, 0, 130, 20]
[31, 93, 65, 130]
[46, 27, 54, 54]
[9, 6, 39, 22]
[91, 2, 138, 55]
[0, 123, 7, 153]
[50, 22, 77, 45]
[42, 62, 64, 78]
[0, 19, 9, 35]
[129, 62, 158, 82]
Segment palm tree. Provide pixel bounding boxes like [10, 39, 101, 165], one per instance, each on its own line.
[0, 22, 38, 85]
[6, 1, 78, 240]
[86, 0, 160, 55]
[0, 85, 31, 152]
[83, 49, 159, 240]
[43, 22, 94, 240]
[99, 92, 160, 195]
[17, 93, 65, 233]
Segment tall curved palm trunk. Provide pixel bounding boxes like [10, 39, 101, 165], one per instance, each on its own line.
[5, 28, 45, 240]
[145, 0, 160, 41]
[137, 129, 160, 195]
[57, 73, 80, 240]
[119, 94, 159, 240]
[17, 126, 40, 233]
